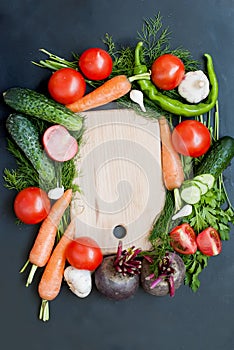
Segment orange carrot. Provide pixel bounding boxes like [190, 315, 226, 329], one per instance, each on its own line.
[21, 189, 73, 286]
[38, 219, 75, 321]
[159, 116, 184, 191]
[66, 75, 132, 112]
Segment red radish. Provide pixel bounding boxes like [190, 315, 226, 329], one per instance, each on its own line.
[43, 125, 78, 162]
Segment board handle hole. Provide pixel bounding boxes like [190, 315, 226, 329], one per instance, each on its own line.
[113, 225, 127, 239]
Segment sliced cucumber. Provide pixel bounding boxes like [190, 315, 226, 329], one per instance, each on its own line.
[193, 173, 215, 190]
[180, 183, 201, 205]
[192, 180, 209, 195]
[179, 173, 215, 205]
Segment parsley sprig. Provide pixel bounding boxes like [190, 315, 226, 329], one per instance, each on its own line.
[182, 184, 234, 292]
[183, 251, 209, 292]
[188, 185, 234, 240]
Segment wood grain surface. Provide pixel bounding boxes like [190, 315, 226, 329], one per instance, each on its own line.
[71, 109, 165, 254]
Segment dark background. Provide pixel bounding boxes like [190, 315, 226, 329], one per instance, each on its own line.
[1, 1, 234, 349]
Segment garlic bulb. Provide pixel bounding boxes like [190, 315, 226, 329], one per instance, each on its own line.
[178, 70, 210, 103]
[64, 266, 92, 298]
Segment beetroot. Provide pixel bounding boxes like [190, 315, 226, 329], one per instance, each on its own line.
[141, 252, 185, 296]
[94, 255, 140, 300]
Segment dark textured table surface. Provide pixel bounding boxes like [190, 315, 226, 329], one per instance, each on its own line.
[1, 1, 234, 350]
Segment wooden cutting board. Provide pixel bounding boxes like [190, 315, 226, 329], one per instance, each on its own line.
[71, 109, 165, 255]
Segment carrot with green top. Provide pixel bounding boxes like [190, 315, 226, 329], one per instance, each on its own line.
[38, 219, 76, 322]
[20, 189, 73, 286]
[66, 72, 150, 113]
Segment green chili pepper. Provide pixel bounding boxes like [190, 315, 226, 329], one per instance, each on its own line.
[133, 42, 218, 117]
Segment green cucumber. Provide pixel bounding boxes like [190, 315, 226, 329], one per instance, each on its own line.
[193, 174, 215, 190]
[192, 179, 209, 195]
[6, 113, 55, 182]
[3, 87, 83, 131]
[180, 182, 201, 204]
[195, 136, 234, 179]
[182, 179, 208, 195]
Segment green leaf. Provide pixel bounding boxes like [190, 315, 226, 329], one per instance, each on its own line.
[218, 223, 231, 240]
[191, 269, 201, 292]
[182, 251, 209, 292]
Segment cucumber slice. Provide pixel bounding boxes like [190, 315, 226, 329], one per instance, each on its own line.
[193, 173, 215, 190]
[179, 179, 207, 194]
[192, 180, 209, 195]
[180, 183, 201, 204]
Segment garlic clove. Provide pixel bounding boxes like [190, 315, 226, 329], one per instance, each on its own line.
[130, 89, 146, 112]
[48, 186, 65, 200]
[172, 204, 193, 220]
[64, 266, 92, 298]
[178, 70, 210, 103]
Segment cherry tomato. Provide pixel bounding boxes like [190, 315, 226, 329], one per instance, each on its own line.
[196, 227, 222, 256]
[14, 187, 51, 224]
[170, 223, 197, 255]
[48, 68, 86, 104]
[151, 54, 185, 90]
[79, 48, 113, 81]
[66, 236, 103, 271]
[171, 120, 211, 158]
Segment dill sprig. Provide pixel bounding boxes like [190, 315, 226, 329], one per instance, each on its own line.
[137, 13, 171, 64]
[137, 13, 199, 72]
[103, 33, 135, 77]
[4, 139, 41, 191]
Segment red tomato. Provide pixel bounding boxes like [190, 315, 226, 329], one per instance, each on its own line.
[14, 187, 51, 224]
[170, 223, 197, 255]
[66, 236, 103, 271]
[79, 48, 113, 80]
[151, 54, 185, 90]
[171, 120, 211, 157]
[197, 227, 222, 256]
[48, 68, 86, 104]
